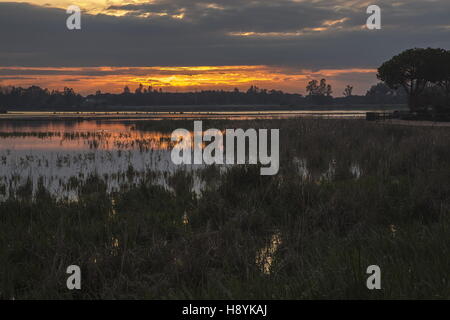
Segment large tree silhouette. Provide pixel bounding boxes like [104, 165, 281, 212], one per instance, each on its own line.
[377, 48, 447, 111]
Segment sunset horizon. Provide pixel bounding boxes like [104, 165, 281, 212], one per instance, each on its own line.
[0, 65, 378, 96]
[2, 1, 448, 97]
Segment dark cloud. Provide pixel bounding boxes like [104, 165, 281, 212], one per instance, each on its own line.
[0, 0, 449, 69]
[0, 77, 37, 80]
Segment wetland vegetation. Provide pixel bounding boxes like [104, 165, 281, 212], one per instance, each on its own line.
[0, 118, 449, 299]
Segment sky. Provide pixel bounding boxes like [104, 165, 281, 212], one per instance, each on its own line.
[0, 0, 449, 96]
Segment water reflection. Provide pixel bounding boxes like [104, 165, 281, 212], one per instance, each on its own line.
[0, 121, 173, 151]
[0, 120, 188, 200]
[0, 110, 375, 122]
[0, 120, 363, 202]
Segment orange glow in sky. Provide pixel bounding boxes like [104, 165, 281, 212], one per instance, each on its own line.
[0, 1, 146, 16]
[0, 1, 380, 95]
[0, 66, 377, 96]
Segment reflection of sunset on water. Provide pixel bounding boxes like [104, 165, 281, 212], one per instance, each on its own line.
[0, 121, 174, 151]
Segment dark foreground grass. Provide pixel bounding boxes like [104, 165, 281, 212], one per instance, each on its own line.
[0, 119, 449, 299]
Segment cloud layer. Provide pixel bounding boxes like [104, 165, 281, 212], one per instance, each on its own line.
[0, 0, 449, 94]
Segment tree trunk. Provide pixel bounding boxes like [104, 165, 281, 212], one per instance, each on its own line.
[408, 92, 417, 112]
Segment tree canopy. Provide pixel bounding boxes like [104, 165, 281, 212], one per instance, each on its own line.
[377, 48, 450, 111]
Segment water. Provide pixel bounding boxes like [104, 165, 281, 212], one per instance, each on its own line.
[0, 117, 362, 201]
[0, 120, 200, 201]
[0, 109, 382, 121]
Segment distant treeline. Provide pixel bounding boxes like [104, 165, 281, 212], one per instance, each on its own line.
[2, 47, 450, 111]
[0, 82, 407, 110]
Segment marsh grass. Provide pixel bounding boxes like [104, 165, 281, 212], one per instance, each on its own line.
[0, 118, 449, 299]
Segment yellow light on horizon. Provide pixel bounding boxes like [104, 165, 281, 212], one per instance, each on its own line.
[0, 0, 155, 16]
[0, 65, 378, 96]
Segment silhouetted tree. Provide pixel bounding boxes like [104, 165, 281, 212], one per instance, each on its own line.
[319, 79, 332, 96]
[135, 84, 144, 94]
[343, 85, 353, 97]
[306, 80, 319, 96]
[306, 79, 333, 104]
[0, 82, 411, 110]
[365, 82, 406, 104]
[325, 84, 332, 97]
[377, 48, 446, 111]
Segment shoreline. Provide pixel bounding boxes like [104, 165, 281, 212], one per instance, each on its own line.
[0, 105, 405, 121]
[1, 109, 449, 127]
[381, 119, 450, 127]
[0, 110, 373, 122]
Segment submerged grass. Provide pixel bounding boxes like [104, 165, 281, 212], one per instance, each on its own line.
[0, 118, 449, 299]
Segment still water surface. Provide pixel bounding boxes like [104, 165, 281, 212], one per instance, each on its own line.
[0, 116, 362, 201]
[0, 120, 185, 200]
